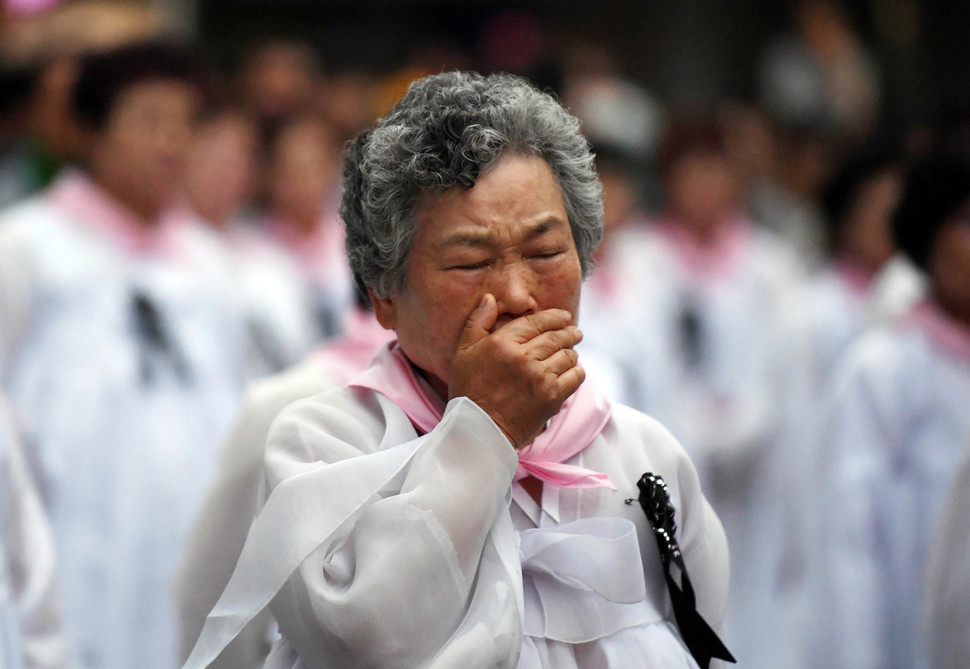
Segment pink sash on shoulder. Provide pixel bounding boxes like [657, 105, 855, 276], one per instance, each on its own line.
[350, 342, 616, 490]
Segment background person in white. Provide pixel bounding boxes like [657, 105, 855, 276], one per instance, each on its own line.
[811, 150, 970, 669]
[925, 439, 970, 669]
[175, 287, 392, 669]
[0, 42, 247, 669]
[186, 71, 730, 669]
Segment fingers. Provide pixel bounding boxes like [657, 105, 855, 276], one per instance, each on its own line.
[543, 346, 581, 377]
[499, 308, 573, 343]
[529, 325, 583, 360]
[456, 293, 499, 352]
[557, 363, 586, 397]
[449, 303, 585, 448]
[489, 308, 583, 365]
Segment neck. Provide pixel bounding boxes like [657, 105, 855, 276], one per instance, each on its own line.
[91, 173, 162, 225]
[425, 372, 449, 404]
[668, 213, 720, 247]
[278, 209, 319, 237]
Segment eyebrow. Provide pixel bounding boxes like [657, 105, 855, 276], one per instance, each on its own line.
[437, 217, 567, 249]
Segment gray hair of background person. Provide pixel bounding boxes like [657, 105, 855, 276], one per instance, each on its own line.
[341, 70, 604, 299]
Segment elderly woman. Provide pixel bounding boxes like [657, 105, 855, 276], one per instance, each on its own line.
[184, 72, 729, 669]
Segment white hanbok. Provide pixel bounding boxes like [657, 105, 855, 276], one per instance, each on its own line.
[259, 203, 355, 344]
[184, 344, 730, 669]
[155, 208, 321, 378]
[0, 171, 248, 669]
[925, 441, 970, 669]
[0, 394, 65, 669]
[811, 299, 970, 669]
[578, 220, 670, 409]
[175, 309, 392, 669]
[222, 220, 324, 376]
[753, 257, 926, 667]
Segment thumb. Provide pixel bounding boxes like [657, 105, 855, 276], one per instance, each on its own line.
[457, 293, 498, 351]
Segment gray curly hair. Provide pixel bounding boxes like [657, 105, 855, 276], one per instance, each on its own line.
[341, 71, 604, 299]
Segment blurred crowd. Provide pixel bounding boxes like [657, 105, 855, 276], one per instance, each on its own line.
[0, 0, 969, 668]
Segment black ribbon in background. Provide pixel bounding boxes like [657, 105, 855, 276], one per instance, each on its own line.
[627, 472, 736, 669]
[131, 291, 194, 387]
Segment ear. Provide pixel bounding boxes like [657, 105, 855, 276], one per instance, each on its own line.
[368, 287, 398, 331]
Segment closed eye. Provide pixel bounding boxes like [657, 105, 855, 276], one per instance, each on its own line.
[530, 248, 565, 260]
[448, 261, 490, 271]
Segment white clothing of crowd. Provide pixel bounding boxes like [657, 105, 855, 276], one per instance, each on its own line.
[0, 166, 353, 667]
[0, 393, 65, 668]
[576, 198, 970, 669]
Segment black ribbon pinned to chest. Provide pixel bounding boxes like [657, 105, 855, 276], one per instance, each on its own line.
[626, 472, 735, 669]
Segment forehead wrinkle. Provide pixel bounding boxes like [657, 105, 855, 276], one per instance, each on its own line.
[436, 216, 567, 253]
[436, 229, 494, 251]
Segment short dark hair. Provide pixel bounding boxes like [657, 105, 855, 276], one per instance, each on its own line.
[656, 116, 725, 182]
[821, 142, 901, 250]
[892, 151, 970, 270]
[73, 40, 209, 130]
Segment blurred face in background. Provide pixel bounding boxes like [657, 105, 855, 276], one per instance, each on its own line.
[241, 41, 319, 122]
[597, 161, 637, 238]
[88, 78, 200, 222]
[267, 118, 340, 231]
[839, 167, 901, 275]
[665, 150, 738, 238]
[184, 111, 258, 227]
[929, 206, 970, 326]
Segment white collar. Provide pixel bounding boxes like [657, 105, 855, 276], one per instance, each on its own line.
[512, 481, 561, 526]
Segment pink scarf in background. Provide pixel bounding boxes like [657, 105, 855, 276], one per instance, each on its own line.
[350, 342, 616, 490]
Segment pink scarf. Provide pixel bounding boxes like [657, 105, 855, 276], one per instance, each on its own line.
[652, 215, 751, 283]
[50, 169, 191, 260]
[350, 342, 616, 490]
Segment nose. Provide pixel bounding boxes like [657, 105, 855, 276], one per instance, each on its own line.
[490, 261, 538, 321]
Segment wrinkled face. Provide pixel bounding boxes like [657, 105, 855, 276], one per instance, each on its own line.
[90, 79, 199, 219]
[371, 153, 583, 397]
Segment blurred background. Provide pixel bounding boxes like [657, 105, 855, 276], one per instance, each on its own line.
[5, 0, 970, 198]
[3, 1, 970, 668]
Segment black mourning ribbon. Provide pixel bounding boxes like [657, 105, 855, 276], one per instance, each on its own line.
[247, 319, 287, 374]
[626, 472, 735, 669]
[131, 291, 194, 387]
[678, 296, 705, 373]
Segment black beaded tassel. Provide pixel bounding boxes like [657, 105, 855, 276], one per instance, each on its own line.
[627, 472, 736, 669]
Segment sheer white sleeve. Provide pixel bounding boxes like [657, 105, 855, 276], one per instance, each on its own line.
[182, 392, 524, 669]
[266, 394, 520, 667]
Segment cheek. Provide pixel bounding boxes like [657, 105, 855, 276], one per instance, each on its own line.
[538, 262, 582, 315]
[398, 281, 470, 347]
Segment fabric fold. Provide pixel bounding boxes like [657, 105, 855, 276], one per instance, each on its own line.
[519, 517, 662, 643]
[181, 438, 422, 669]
